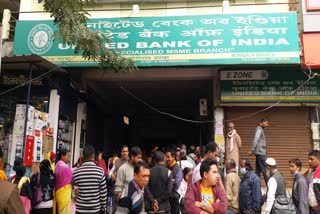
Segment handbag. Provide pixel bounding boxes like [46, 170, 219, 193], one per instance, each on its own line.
[31, 173, 43, 206]
[271, 195, 296, 214]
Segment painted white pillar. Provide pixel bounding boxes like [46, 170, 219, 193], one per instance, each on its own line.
[222, 0, 230, 14]
[73, 102, 86, 165]
[48, 89, 60, 152]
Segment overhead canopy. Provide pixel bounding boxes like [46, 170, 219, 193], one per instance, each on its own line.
[1, 54, 67, 73]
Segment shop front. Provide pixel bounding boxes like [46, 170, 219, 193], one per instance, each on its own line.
[219, 68, 318, 185]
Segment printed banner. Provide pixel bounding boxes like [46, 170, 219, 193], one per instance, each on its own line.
[220, 69, 320, 102]
[13, 13, 300, 67]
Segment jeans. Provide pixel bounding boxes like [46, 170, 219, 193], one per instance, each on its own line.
[255, 155, 269, 185]
[311, 210, 320, 214]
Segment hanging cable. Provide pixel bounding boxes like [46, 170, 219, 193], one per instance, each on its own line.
[119, 85, 213, 123]
[120, 68, 319, 123]
[0, 65, 60, 96]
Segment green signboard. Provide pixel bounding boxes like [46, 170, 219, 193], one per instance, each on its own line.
[220, 70, 320, 103]
[13, 13, 300, 67]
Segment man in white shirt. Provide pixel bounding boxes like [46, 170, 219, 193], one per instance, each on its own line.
[265, 157, 286, 214]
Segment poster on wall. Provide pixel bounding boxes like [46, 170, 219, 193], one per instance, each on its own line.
[33, 130, 43, 162]
[24, 135, 34, 166]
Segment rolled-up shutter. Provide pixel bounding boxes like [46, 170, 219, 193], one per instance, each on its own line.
[225, 107, 312, 187]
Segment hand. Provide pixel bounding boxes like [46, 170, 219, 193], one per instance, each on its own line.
[248, 151, 253, 156]
[111, 174, 116, 181]
[153, 200, 159, 212]
[195, 201, 203, 208]
[115, 192, 121, 201]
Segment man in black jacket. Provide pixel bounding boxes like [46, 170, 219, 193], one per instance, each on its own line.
[145, 151, 173, 213]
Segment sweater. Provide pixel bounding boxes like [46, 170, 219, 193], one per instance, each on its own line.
[184, 180, 227, 214]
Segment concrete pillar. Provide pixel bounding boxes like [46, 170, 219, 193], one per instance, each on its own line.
[73, 102, 86, 165]
[214, 108, 225, 170]
[48, 89, 60, 152]
[222, 0, 230, 14]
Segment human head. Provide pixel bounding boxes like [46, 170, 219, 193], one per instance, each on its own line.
[189, 145, 195, 154]
[227, 122, 235, 132]
[195, 146, 200, 153]
[205, 142, 219, 161]
[96, 151, 103, 161]
[73, 156, 84, 168]
[200, 159, 219, 186]
[289, 158, 302, 174]
[260, 117, 270, 128]
[180, 144, 187, 150]
[83, 145, 95, 161]
[154, 151, 165, 164]
[180, 149, 187, 161]
[226, 159, 236, 171]
[120, 145, 129, 160]
[265, 157, 277, 172]
[134, 161, 150, 189]
[240, 159, 253, 175]
[13, 158, 23, 171]
[130, 146, 143, 165]
[15, 165, 26, 177]
[195, 151, 202, 164]
[165, 148, 176, 165]
[40, 159, 52, 174]
[183, 167, 193, 184]
[56, 149, 69, 163]
[49, 152, 56, 163]
[175, 150, 181, 161]
[309, 150, 320, 169]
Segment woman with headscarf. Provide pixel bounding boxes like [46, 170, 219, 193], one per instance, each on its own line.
[30, 159, 55, 214]
[12, 165, 33, 214]
[45, 152, 56, 171]
[54, 149, 73, 214]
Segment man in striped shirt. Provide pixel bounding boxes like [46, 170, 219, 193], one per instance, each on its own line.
[73, 145, 107, 214]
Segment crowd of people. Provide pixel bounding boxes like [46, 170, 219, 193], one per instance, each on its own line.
[1, 117, 320, 214]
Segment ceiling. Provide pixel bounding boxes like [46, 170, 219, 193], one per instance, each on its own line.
[71, 67, 216, 116]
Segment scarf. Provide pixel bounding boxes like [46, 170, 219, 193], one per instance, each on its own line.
[13, 176, 30, 190]
[45, 152, 55, 171]
[168, 160, 177, 169]
[227, 129, 237, 152]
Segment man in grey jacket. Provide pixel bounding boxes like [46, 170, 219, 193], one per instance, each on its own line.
[289, 158, 309, 214]
[249, 117, 269, 185]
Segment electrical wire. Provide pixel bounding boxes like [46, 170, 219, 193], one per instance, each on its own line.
[120, 68, 319, 123]
[0, 65, 60, 97]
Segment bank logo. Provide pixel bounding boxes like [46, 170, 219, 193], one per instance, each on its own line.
[28, 24, 53, 55]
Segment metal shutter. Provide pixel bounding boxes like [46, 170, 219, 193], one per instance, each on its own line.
[225, 107, 312, 187]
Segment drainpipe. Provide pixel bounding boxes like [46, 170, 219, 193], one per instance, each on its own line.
[311, 106, 320, 150]
[0, 9, 11, 74]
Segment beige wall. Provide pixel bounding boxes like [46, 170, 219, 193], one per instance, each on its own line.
[19, 0, 291, 20]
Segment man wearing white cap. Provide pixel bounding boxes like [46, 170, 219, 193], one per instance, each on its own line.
[265, 157, 286, 214]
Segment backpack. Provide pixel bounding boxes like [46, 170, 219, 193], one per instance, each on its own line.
[271, 195, 297, 214]
[31, 173, 43, 206]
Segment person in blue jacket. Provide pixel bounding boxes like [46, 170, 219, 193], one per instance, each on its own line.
[239, 159, 262, 214]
